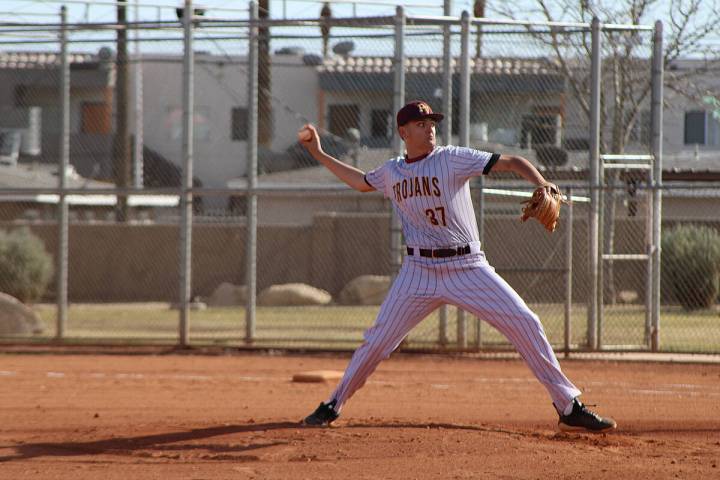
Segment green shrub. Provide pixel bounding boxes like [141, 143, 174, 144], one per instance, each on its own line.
[661, 225, 720, 311]
[0, 228, 53, 303]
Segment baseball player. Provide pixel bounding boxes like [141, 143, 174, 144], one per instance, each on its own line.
[296, 100, 616, 432]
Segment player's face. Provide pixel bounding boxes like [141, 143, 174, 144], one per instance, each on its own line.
[400, 119, 437, 151]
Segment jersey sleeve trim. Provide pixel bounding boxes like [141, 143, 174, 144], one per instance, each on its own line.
[482, 153, 500, 175]
[363, 174, 376, 190]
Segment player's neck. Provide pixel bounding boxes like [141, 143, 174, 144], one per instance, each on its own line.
[404, 145, 435, 163]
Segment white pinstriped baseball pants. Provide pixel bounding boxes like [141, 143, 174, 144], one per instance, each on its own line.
[328, 251, 582, 413]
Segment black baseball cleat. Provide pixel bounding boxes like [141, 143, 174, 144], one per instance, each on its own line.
[557, 398, 617, 433]
[302, 399, 339, 426]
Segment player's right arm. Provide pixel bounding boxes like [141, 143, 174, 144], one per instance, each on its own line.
[297, 124, 375, 192]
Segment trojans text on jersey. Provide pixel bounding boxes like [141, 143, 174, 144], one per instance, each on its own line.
[391, 176, 441, 203]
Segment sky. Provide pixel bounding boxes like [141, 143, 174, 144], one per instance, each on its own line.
[1, 0, 457, 23]
[0, 0, 715, 25]
[0, 0, 716, 57]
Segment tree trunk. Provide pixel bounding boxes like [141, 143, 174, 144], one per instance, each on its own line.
[258, 0, 272, 151]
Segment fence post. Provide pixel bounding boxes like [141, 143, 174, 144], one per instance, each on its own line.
[390, 6, 405, 283]
[133, 0, 144, 188]
[471, 13, 485, 350]
[245, 1, 259, 343]
[179, 0, 194, 346]
[455, 9, 471, 349]
[588, 17, 601, 350]
[437, 0, 453, 348]
[442, 1, 453, 145]
[56, 5, 69, 341]
[650, 20, 664, 352]
[564, 187, 573, 358]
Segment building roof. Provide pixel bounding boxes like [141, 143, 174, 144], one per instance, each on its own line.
[0, 51, 98, 69]
[317, 55, 566, 95]
[0, 163, 106, 189]
[318, 56, 559, 75]
[0, 163, 178, 207]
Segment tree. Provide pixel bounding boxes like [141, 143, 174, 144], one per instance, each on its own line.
[320, 2, 332, 58]
[493, 0, 720, 304]
[258, 0, 272, 148]
[113, 1, 131, 221]
[474, 0, 486, 58]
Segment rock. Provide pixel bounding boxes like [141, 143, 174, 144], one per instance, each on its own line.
[338, 275, 391, 305]
[190, 301, 207, 311]
[170, 297, 207, 311]
[0, 292, 44, 335]
[258, 283, 332, 306]
[617, 290, 639, 304]
[207, 282, 247, 307]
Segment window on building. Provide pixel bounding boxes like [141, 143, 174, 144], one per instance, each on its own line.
[328, 104, 359, 138]
[167, 106, 211, 141]
[371, 109, 391, 138]
[684, 111, 706, 145]
[231, 107, 248, 141]
[520, 112, 561, 147]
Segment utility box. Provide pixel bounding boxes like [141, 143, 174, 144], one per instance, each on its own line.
[0, 106, 42, 156]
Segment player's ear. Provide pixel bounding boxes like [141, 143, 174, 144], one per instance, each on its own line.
[398, 125, 406, 140]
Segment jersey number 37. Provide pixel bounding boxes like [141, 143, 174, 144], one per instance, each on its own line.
[425, 206, 447, 226]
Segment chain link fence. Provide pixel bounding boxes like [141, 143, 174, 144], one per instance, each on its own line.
[0, 3, 717, 354]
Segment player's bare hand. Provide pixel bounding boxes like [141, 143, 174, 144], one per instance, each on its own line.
[297, 124, 322, 154]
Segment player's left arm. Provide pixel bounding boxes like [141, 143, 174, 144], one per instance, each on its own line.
[490, 155, 557, 191]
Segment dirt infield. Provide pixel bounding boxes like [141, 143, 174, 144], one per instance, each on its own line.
[1, 352, 719, 479]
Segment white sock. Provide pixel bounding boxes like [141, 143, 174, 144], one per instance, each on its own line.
[562, 398, 576, 416]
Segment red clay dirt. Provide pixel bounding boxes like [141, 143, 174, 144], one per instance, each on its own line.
[0, 352, 718, 479]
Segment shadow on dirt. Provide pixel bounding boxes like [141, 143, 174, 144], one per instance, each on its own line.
[0, 422, 301, 463]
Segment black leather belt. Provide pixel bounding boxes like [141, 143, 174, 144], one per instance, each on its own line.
[406, 244, 471, 258]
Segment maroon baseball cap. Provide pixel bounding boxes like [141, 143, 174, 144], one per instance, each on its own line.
[396, 100, 444, 127]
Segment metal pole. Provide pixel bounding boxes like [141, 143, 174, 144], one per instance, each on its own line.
[178, 0, 194, 346]
[459, 11, 470, 148]
[246, 1, 259, 343]
[455, 9, 471, 349]
[439, 0, 453, 347]
[588, 17, 601, 350]
[597, 176, 604, 349]
[442, 1, 453, 146]
[392, 4, 405, 166]
[470, 7, 485, 350]
[650, 20, 664, 352]
[644, 174, 653, 346]
[564, 187, 573, 358]
[390, 6, 405, 283]
[56, 5, 69, 340]
[133, 0, 143, 187]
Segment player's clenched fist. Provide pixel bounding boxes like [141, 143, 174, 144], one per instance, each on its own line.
[297, 124, 321, 153]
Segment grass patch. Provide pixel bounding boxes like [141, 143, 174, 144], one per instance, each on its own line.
[5, 302, 716, 353]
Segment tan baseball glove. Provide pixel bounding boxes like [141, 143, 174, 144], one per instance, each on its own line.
[520, 183, 567, 232]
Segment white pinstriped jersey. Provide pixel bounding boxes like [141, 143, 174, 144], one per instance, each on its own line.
[325, 145, 584, 417]
[364, 145, 499, 249]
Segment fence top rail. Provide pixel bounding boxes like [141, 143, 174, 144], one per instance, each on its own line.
[602, 23, 655, 31]
[8, 0, 250, 14]
[407, 14, 653, 31]
[407, 14, 589, 29]
[601, 154, 654, 162]
[0, 15, 655, 32]
[0, 182, 717, 198]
